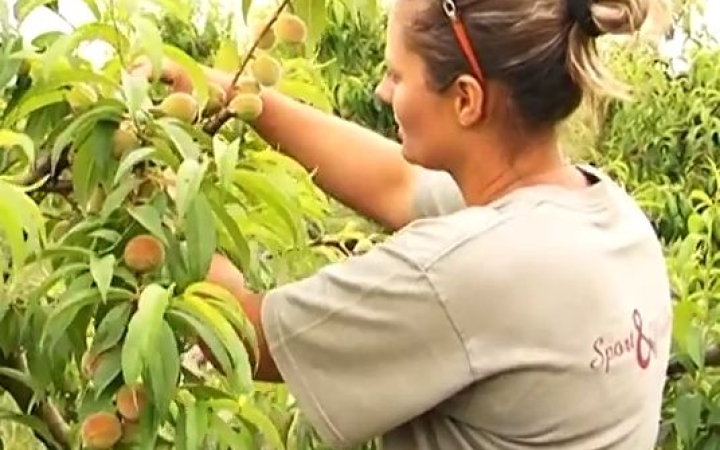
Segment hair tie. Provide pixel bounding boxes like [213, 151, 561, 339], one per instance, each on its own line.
[567, 0, 603, 37]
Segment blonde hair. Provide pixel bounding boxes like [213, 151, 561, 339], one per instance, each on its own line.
[568, 0, 673, 102]
[404, 0, 671, 130]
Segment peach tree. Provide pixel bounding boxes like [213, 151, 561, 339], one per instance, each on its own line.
[0, 0, 380, 448]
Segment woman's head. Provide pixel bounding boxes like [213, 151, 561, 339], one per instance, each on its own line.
[375, 0, 668, 175]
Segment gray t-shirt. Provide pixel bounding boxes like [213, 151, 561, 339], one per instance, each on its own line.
[261, 165, 673, 450]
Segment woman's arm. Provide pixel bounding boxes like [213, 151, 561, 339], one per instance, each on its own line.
[132, 58, 419, 231]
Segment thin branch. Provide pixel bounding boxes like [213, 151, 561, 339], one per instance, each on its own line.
[203, 0, 293, 135]
[666, 345, 720, 377]
[34, 179, 74, 195]
[230, 0, 292, 90]
[19, 148, 71, 190]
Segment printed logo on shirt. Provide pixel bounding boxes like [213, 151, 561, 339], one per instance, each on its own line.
[589, 308, 671, 373]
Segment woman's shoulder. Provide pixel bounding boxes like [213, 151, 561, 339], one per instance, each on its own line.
[411, 163, 640, 221]
[396, 166, 662, 272]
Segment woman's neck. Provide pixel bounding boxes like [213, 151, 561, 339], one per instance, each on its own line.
[450, 135, 585, 207]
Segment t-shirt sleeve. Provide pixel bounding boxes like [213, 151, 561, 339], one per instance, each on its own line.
[260, 222, 474, 449]
[411, 167, 465, 219]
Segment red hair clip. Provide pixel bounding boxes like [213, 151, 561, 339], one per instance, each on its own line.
[442, 0, 484, 83]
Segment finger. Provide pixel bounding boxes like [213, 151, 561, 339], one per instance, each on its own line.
[126, 58, 153, 79]
[171, 76, 194, 94]
[206, 254, 246, 300]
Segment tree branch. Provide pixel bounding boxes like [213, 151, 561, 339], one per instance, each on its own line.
[19, 148, 73, 194]
[666, 345, 720, 377]
[203, 0, 293, 135]
[0, 351, 71, 449]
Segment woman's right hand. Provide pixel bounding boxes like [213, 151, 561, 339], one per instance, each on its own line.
[127, 55, 194, 93]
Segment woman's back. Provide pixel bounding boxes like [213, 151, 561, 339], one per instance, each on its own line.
[380, 165, 672, 449]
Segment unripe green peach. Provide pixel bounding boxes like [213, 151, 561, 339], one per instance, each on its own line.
[112, 121, 140, 159]
[205, 82, 227, 115]
[251, 21, 276, 50]
[234, 75, 261, 95]
[229, 93, 263, 122]
[158, 92, 199, 123]
[250, 55, 281, 87]
[274, 13, 307, 44]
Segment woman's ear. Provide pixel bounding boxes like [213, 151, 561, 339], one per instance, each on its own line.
[452, 74, 484, 127]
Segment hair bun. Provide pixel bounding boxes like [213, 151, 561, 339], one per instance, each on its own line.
[567, 0, 603, 37]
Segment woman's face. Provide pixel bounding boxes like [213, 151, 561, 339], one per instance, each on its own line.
[374, 2, 460, 171]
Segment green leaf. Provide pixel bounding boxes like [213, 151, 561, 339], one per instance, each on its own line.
[145, 0, 192, 22]
[0, 307, 21, 357]
[213, 137, 239, 191]
[71, 120, 117, 206]
[239, 399, 286, 450]
[234, 168, 305, 245]
[241, 0, 252, 22]
[163, 44, 209, 108]
[92, 346, 123, 398]
[162, 229, 191, 289]
[134, 16, 165, 81]
[166, 308, 232, 375]
[2, 90, 66, 127]
[672, 298, 695, 350]
[0, 192, 29, 278]
[121, 70, 152, 118]
[177, 294, 252, 394]
[701, 432, 720, 450]
[185, 281, 258, 368]
[114, 147, 156, 186]
[154, 118, 201, 160]
[50, 23, 130, 70]
[207, 190, 252, 279]
[211, 412, 255, 448]
[277, 78, 333, 112]
[101, 177, 140, 219]
[0, 180, 45, 263]
[213, 39, 241, 72]
[292, 0, 328, 49]
[685, 324, 706, 370]
[92, 302, 133, 354]
[88, 229, 122, 244]
[78, 0, 101, 19]
[687, 213, 705, 234]
[51, 102, 124, 172]
[176, 398, 200, 450]
[28, 262, 88, 301]
[175, 157, 207, 222]
[184, 192, 216, 282]
[145, 319, 180, 422]
[127, 204, 169, 246]
[90, 254, 116, 302]
[13, 0, 58, 22]
[0, 367, 43, 398]
[675, 392, 703, 446]
[22, 68, 117, 94]
[0, 129, 35, 165]
[0, 412, 61, 450]
[121, 284, 171, 384]
[41, 287, 100, 353]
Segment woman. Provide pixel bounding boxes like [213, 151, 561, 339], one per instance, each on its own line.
[132, 0, 673, 448]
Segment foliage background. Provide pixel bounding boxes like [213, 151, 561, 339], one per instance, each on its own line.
[0, 0, 720, 449]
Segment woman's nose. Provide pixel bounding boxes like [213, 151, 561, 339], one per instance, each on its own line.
[374, 76, 392, 104]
